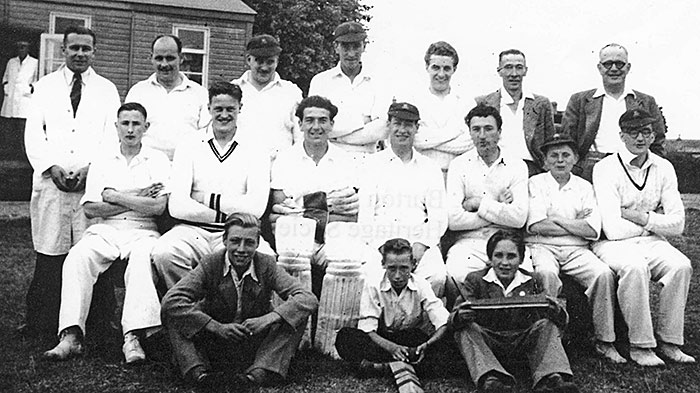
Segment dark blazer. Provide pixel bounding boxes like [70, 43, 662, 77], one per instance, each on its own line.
[475, 90, 556, 167]
[161, 249, 318, 339]
[450, 268, 567, 331]
[561, 88, 666, 159]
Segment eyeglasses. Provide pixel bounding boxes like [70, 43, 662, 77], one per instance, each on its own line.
[498, 64, 526, 73]
[600, 61, 627, 70]
[623, 128, 653, 138]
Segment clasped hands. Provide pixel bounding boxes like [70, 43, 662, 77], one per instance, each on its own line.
[206, 313, 280, 342]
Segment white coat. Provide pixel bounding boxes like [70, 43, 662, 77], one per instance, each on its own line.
[1, 55, 38, 118]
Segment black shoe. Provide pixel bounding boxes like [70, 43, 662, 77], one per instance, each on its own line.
[480, 374, 513, 393]
[187, 366, 226, 391]
[534, 373, 579, 393]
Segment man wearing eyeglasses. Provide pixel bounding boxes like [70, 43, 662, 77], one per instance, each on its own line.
[591, 109, 693, 366]
[561, 43, 667, 181]
[475, 49, 556, 177]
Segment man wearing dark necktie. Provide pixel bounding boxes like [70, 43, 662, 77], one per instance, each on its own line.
[22, 25, 120, 338]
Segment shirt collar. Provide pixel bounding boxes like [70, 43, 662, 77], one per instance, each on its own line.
[330, 62, 372, 82]
[618, 146, 656, 170]
[61, 65, 92, 85]
[474, 148, 506, 168]
[593, 85, 636, 100]
[110, 144, 158, 163]
[381, 147, 422, 165]
[147, 72, 196, 92]
[204, 124, 240, 146]
[238, 70, 283, 90]
[298, 141, 341, 163]
[499, 88, 535, 105]
[379, 273, 418, 293]
[223, 252, 259, 282]
[545, 171, 574, 190]
[483, 268, 532, 296]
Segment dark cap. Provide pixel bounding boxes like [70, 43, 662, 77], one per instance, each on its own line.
[539, 133, 577, 155]
[333, 21, 367, 42]
[246, 34, 281, 57]
[619, 108, 656, 130]
[388, 102, 420, 121]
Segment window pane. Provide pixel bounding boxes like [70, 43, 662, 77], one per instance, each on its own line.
[181, 53, 203, 73]
[185, 73, 202, 85]
[55, 17, 87, 34]
[178, 29, 204, 50]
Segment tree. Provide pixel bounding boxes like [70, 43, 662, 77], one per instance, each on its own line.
[244, 0, 371, 95]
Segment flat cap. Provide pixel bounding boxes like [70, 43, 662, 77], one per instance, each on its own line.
[388, 102, 420, 121]
[333, 21, 367, 42]
[539, 133, 577, 155]
[619, 108, 656, 130]
[246, 34, 281, 57]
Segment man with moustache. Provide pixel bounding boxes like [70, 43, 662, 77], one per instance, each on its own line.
[476, 49, 556, 177]
[360, 102, 448, 297]
[445, 104, 528, 285]
[592, 109, 694, 366]
[151, 82, 271, 291]
[309, 21, 389, 164]
[407, 41, 473, 179]
[23, 26, 120, 337]
[562, 43, 667, 181]
[43, 102, 170, 364]
[231, 34, 302, 160]
[125, 34, 209, 160]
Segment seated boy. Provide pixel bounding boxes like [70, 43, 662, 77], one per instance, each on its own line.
[335, 238, 449, 376]
[451, 229, 579, 393]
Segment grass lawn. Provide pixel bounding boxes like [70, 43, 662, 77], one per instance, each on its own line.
[2, 212, 700, 393]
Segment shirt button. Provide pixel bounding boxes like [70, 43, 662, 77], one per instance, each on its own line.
[72, 129, 75, 133]
[70, 150, 74, 154]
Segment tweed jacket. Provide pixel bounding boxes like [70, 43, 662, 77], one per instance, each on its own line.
[561, 88, 666, 160]
[450, 268, 567, 331]
[475, 90, 556, 167]
[161, 249, 318, 339]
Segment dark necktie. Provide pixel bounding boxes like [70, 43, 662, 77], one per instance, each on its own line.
[70, 72, 82, 117]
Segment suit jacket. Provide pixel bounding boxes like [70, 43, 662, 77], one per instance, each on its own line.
[450, 268, 567, 331]
[561, 88, 666, 159]
[161, 249, 318, 339]
[475, 90, 556, 167]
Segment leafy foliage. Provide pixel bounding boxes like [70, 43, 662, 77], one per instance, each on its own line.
[244, 0, 371, 95]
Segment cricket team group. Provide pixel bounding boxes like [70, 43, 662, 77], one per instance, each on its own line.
[16, 18, 694, 393]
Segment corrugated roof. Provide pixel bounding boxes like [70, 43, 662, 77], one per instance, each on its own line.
[121, 0, 256, 15]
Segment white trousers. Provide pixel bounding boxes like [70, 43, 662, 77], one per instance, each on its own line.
[58, 223, 161, 335]
[593, 235, 692, 347]
[529, 243, 616, 342]
[446, 237, 533, 283]
[151, 224, 274, 290]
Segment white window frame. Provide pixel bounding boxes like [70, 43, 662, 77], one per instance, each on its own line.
[39, 33, 64, 77]
[49, 12, 92, 34]
[173, 24, 210, 87]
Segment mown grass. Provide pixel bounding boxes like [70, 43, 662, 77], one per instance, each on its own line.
[2, 213, 700, 393]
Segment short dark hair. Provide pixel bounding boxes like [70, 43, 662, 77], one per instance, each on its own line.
[424, 41, 459, 67]
[223, 212, 261, 239]
[295, 95, 338, 121]
[117, 102, 148, 119]
[378, 238, 414, 264]
[486, 229, 525, 262]
[63, 26, 96, 46]
[209, 82, 243, 103]
[498, 48, 526, 64]
[151, 34, 182, 53]
[465, 104, 502, 130]
[599, 43, 628, 58]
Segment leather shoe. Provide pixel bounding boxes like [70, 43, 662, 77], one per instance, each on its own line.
[657, 343, 695, 363]
[595, 341, 626, 364]
[480, 374, 513, 393]
[534, 373, 579, 393]
[630, 347, 665, 367]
